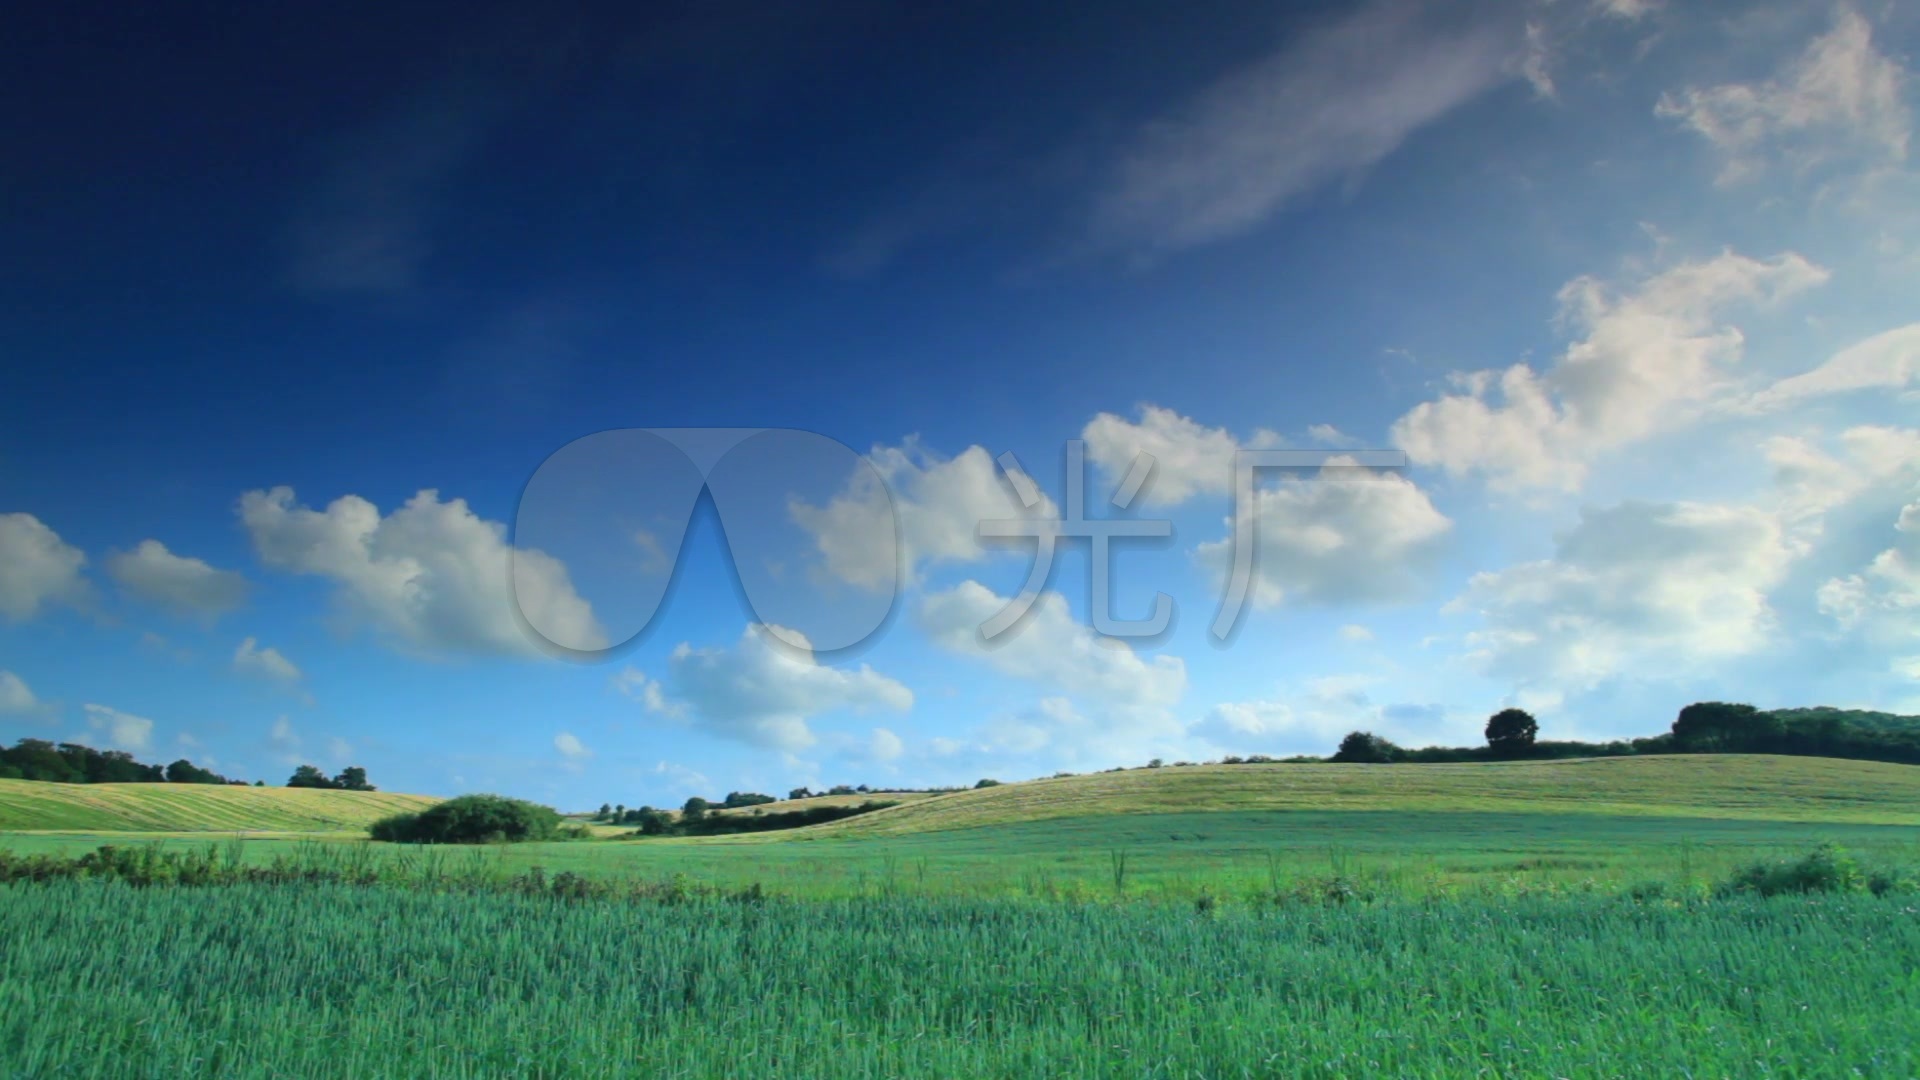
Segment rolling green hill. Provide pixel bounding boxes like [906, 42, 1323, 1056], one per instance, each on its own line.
[0, 779, 440, 833]
[793, 755, 1920, 839]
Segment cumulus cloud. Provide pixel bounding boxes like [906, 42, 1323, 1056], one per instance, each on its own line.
[0, 671, 41, 714]
[637, 624, 913, 752]
[83, 704, 155, 754]
[1656, 9, 1910, 186]
[0, 513, 88, 621]
[1080, 406, 1281, 507]
[1818, 500, 1920, 665]
[1449, 500, 1801, 689]
[553, 732, 592, 760]
[1193, 675, 1461, 755]
[866, 727, 905, 763]
[1089, 0, 1524, 254]
[233, 637, 303, 683]
[239, 486, 604, 656]
[1193, 458, 1452, 607]
[920, 581, 1188, 707]
[1338, 623, 1375, 643]
[1391, 250, 1829, 492]
[791, 440, 1055, 587]
[106, 540, 248, 617]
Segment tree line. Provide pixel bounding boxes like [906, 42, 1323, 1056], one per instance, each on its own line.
[1324, 702, 1920, 766]
[0, 737, 379, 790]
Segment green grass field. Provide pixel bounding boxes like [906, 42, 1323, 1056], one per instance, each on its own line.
[0, 778, 439, 833]
[5, 755, 1918, 901]
[4, 880, 1916, 1077]
[3, 755, 1919, 1076]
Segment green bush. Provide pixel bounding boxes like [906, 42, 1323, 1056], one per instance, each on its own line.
[368, 794, 561, 844]
[1716, 843, 1872, 897]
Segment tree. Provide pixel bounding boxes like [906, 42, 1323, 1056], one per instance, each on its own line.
[596, 803, 612, 820]
[788, 787, 813, 801]
[974, 778, 1001, 788]
[723, 791, 775, 808]
[681, 796, 710, 823]
[1672, 702, 1784, 752]
[286, 764, 334, 789]
[1485, 709, 1539, 755]
[335, 766, 375, 792]
[1332, 731, 1399, 764]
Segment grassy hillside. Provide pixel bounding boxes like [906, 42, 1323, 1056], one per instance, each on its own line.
[0, 779, 439, 833]
[797, 755, 1920, 838]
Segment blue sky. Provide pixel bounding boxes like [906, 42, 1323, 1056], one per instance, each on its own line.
[2, 0, 1917, 807]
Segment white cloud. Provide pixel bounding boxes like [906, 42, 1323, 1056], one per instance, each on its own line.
[1193, 676, 1461, 755]
[919, 581, 1188, 707]
[83, 704, 154, 754]
[1391, 250, 1829, 492]
[1089, 0, 1523, 254]
[1080, 406, 1281, 507]
[866, 727, 905, 763]
[239, 485, 604, 656]
[1818, 500, 1920, 663]
[612, 667, 684, 718]
[1449, 500, 1801, 689]
[1337, 623, 1375, 643]
[791, 440, 1055, 587]
[1192, 699, 1357, 756]
[553, 732, 592, 760]
[1764, 425, 1920, 523]
[0, 671, 40, 714]
[1306, 424, 1363, 448]
[1739, 322, 1920, 412]
[0, 513, 88, 621]
[233, 637, 302, 682]
[642, 624, 913, 752]
[1193, 458, 1452, 607]
[1594, 0, 1659, 19]
[264, 715, 350, 768]
[106, 540, 248, 617]
[1656, 9, 1910, 186]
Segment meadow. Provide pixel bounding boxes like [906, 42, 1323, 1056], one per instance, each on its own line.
[3, 878, 1918, 1078]
[3, 755, 1919, 1077]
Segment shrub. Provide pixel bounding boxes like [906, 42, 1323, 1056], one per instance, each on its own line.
[1716, 843, 1868, 897]
[369, 794, 562, 844]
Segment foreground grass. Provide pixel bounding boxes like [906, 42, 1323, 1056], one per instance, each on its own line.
[2, 879, 1916, 1078]
[0, 779, 438, 832]
[805, 755, 1920, 837]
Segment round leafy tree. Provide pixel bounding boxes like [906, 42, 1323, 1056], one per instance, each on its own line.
[1484, 708, 1539, 755]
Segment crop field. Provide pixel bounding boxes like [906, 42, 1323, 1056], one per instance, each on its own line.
[0, 778, 439, 834]
[3, 878, 1918, 1078]
[798, 755, 1920, 837]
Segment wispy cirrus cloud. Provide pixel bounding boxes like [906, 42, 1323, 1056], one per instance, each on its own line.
[1087, 0, 1529, 257]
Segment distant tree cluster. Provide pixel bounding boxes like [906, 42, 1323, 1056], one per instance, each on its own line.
[286, 764, 376, 791]
[0, 738, 251, 786]
[369, 794, 559, 844]
[1253, 702, 1920, 770]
